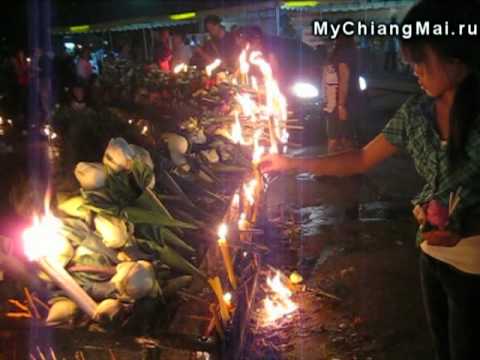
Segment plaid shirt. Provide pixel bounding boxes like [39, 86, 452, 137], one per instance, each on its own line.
[382, 93, 480, 239]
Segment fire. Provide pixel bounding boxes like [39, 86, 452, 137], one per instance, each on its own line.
[235, 93, 256, 118]
[223, 292, 232, 305]
[243, 179, 257, 206]
[22, 210, 64, 263]
[206, 59, 222, 77]
[231, 112, 245, 145]
[238, 212, 248, 231]
[173, 63, 188, 74]
[251, 76, 258, 91]
[239, 46, 250, 77]
[252, 144, 265, 165]
[263, 271, 298, 324]
[217, 223, 228, 244]
[232, 192, 240, 208]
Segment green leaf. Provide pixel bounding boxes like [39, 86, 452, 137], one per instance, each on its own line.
[135, 239, 205, 279]
[131, 159, 155, 191]
[105, 170, 140, 208]
[122, 207, 197, 230]
[160, 228, 195, 254]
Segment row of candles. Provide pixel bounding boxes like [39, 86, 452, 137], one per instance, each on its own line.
[19, 46, 294, 331]
[206, 48, 297, 327]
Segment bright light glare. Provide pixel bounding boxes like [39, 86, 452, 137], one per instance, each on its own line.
[359, 76, 367, 91]
[292, 82, 319, 98]
[22, 212, 64, 262]
[64, 42, 75, 50]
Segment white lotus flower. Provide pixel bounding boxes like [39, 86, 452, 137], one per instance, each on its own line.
[130, 145, 154, 169]
[74, 162, 107, 190]
[111, 261, 159, 300]
[94, 215, 131, 249]
[130, 144, 155, 188]
[58, 196, 89, 219]
[102, 138, 135, 172]
[56, 237, 75, 267]
[164, 133, 189, 166]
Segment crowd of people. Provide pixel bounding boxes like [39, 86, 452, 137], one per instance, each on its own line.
[0, 13, 407, 154]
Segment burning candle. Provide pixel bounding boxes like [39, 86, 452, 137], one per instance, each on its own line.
[206, 59, 222, 77]
[208, 277, 230, 322]
[239, 47, 250, 86]
[251, 76, 258, 92]
[223, 292, 234, 313]
[173, 63, 188, 74]
[251, 143, 265, 224]
[22, 211, 98, 318]
[217, 224, 237, 289]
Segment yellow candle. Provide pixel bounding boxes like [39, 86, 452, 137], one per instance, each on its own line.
[218, 224, 237, 289]
[208, 277, 230, 323]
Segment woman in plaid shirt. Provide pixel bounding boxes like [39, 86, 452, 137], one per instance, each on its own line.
[260, 1, 480, 359]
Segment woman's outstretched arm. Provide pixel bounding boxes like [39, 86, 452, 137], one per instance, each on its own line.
[260, 133, 398, 177]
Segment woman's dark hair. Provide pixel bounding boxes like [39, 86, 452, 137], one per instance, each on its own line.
[400, 0, 480, 167]
[204, 15, 222, 27]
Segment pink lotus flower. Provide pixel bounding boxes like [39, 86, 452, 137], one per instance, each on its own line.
[424, 199, 449, 229]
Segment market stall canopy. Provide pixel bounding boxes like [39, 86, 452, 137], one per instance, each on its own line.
[281, 0, 416, 13]
[52, 14, 197, 35]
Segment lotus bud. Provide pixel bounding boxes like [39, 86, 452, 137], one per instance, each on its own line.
[94, 215, 132, 249]
[130, 144, 155, 188]
[103, 137, 135, 172]
[74, 162, 107, 190]
[56, 237, 75, 268]
[46, 298, 78, 326]
[201, 149, 220, 163]
[164, 133, 189, 166]
[94, 298, 123, 322]
[58, 196, 89, 220]
[130, 145, 154, 170]
[111, 261, 160, 300]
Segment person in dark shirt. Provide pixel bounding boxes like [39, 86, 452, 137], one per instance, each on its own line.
[195, 15, 236, 69]
[322, 32, 361, 153]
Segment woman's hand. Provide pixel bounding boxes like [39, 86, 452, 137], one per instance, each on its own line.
[422, 230, 461, 247]
[259, 154, 293, 173]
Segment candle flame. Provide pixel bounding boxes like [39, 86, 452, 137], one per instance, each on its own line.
[239, 46, 250, 75]
[252, 145, 265, 164]
[223, 292, 232, 304]
[263, 270, 298, 324]
[235, 93, 256, 118]
[231, 112, 245, 145]
[251, 76, 258, 91]
[217, 223, 228, 242]
[173, 63, 187, 74]
[238, 212, 248, 231]
[206, 59, 222, 77]
[243, 179, 257, 206]
[22, 210, 65, 262]
[232, 192, 240, 208]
